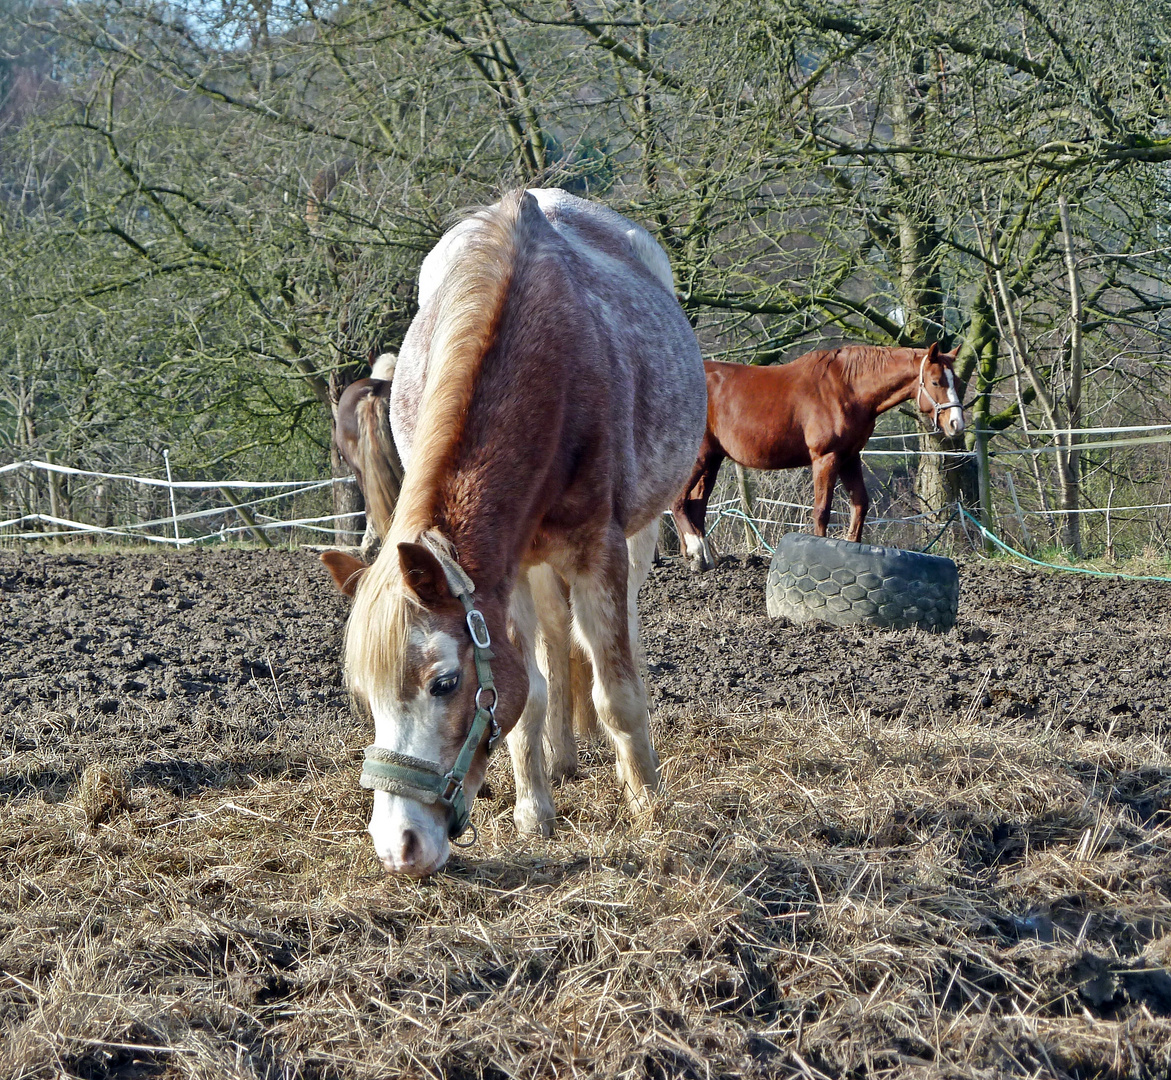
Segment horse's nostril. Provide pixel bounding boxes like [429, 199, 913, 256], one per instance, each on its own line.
[400, 828, 422, 866]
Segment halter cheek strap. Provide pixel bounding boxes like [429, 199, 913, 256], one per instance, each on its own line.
[358, 588, 501, 843]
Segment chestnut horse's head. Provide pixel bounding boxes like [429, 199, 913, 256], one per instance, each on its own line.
[916, 343, 965, 438]
[323, 535, 527, 877]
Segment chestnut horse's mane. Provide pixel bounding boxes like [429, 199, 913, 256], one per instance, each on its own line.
[810, 345, 931, 381]
[346, 191, 527, 697]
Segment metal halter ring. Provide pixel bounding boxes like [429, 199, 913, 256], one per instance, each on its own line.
[475, 685, 498, 714]
[450, 821, 479, 848]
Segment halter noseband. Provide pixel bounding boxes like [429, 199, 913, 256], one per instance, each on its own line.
[917, 353, 964, 434]
[358, 565, 501, 844]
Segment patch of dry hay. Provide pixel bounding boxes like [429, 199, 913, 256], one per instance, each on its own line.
[3, 696, 1171, 1079]
[73, 763, 132, 826]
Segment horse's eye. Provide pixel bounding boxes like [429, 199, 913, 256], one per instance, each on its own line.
[430, 673, 460, 697]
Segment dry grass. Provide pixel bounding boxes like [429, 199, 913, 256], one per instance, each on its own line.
[3, 695, 1171, 1079]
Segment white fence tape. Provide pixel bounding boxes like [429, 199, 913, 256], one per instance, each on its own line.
[5, 434, 1171, 551]
[0, 459, 356, 490]
[0, 459, 360, 545]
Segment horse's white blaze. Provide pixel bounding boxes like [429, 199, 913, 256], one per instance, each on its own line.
[683, 532, 705, 559]
[365, 628, 461, 875]
[943, 369, 965, 435]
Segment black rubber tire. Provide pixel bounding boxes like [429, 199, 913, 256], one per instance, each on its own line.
[765, 533, 959, 631]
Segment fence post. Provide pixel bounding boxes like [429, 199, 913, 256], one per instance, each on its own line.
[163, 449, 181, 549]
[734, 463, 756, 554]
[1005, 470, 1031, 552]
[46, 450, 62, 543]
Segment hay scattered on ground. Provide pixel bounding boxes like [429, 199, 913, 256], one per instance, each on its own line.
[4, 693, 1171, 1079]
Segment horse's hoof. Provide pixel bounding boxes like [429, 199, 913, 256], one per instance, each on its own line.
[514, 797, 555, 837]
[622, 781, 658, 820]
[547, 754, 579, 783]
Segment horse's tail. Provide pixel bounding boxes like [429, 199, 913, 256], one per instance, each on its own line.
[353, 389, 402, 540]
[391, 189, 538, 540]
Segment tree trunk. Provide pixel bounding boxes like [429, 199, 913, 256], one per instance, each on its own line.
[891, 57, 961, 542]
[1057, 194, 1083, 555]
[330, 436, 364, 548]
[960, 287, 1000, 550]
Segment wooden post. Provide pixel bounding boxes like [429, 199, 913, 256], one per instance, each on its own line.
[1005, 470, 1031, 552]
[218, 486, 273, 547]
[975, 427, 993, 553]
[735, 463, 757, 554]
[46, 450, 62, 543]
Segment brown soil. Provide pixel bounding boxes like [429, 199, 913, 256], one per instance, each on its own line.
[3, 548, 1171, 1079]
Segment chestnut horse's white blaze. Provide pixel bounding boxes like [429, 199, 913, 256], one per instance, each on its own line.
[340, 188, 705, 876]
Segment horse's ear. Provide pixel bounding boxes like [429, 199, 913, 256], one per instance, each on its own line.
[398, 542, 453, 607]
[925, 342, 940, 362]
[321, 550, 368, 598]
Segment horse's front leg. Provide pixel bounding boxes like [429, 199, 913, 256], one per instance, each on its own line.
[810, 454, 840, 537]
[506, 575, 556, 835]
[838, 455, 870, 543]
[570, 525, 658, 816]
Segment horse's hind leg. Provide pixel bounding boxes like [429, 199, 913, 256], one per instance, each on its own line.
[838, 455, 870, 543]
[532, 564, 578, 782]
[570, 526, 658, 814]
[569, 518, 658, 744]
[626, 518, 658, 674]
[507, 574, 556, 835]
[671, 443, 724, 572]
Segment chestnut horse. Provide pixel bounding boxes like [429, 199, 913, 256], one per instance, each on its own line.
[671, 343, 964, 570]
[322, 189, 705, 877]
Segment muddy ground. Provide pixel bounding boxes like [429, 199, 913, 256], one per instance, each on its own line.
[3, 548, 1168, 756]
[3, 547, 1171, 1079]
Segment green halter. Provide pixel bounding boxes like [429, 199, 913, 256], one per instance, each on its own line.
[359, 588, 501, 842]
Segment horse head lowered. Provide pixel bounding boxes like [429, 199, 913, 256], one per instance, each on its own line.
[322, 188, 706, 875]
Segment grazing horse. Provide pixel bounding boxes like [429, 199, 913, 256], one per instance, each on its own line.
[671, 343, 964, 570]
[321, 188, 706, 877]
[332, 352, 642, 784]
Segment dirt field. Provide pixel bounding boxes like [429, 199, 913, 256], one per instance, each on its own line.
[3, 547, 1171, 1078]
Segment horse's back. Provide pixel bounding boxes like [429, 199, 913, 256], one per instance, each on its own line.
[704, 358, 823, 470]
[394, 190, 704, 534]
[528, 191, 703, 525]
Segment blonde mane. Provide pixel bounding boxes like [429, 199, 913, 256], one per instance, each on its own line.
[345, 192, 527, 696]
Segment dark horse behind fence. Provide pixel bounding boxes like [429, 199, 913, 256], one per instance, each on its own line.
[671, 343, 965, 570]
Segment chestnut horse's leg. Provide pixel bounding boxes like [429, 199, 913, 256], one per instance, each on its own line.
[838, 454, 870, 543]
[810, 454, 841, 537]
[570, 524, 658, 814]
[532, 564, 578, 783]
[670, 440, 725, 572]
[505, 574, 557, 836]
